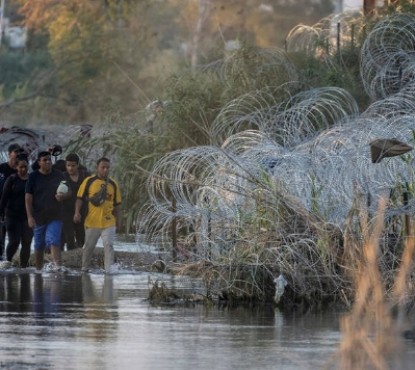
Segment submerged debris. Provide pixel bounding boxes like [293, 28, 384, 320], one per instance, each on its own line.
[274, 274, 288, 304]
[147, 279, 206, 306]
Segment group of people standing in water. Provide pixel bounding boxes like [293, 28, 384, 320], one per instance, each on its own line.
[0, 143, 122, 273]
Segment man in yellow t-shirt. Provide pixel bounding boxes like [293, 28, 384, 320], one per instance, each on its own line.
[74, 157, 121, 272]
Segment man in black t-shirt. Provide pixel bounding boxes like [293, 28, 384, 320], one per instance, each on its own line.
[25, 151, 65, 272]
[0, 143, 24, 260]
[61, 153, 88, 250]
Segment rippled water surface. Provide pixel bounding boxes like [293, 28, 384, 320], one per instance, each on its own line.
[0, 269, 414, 370]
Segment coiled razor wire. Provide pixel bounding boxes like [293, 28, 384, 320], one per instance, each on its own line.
[0, 124, 94, 162]
[286, 24, 322, 54]
[362, 83, 415, 118]
[138, 145, 262, 255]
[0, 123, 126, 172]
[360, 13, 415, 100]
[286, 11, 365, 55]
[211, 86, 359, 148]
[137, 13, 415, 266]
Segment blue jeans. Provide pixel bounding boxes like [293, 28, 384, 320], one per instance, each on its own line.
[33, 220, 63, 251]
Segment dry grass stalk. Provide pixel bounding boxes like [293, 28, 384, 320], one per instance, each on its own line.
[392, 233, 415, 310]
[336, 197, 408, 370]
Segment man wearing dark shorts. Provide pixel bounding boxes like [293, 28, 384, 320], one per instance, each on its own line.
[25, 151, 66, 272]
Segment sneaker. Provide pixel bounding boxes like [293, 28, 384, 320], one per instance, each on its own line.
[0, 260, 12, 269]
[44, 262, 62, 273]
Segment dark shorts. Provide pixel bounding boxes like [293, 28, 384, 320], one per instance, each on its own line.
[33, 220, 63, 251]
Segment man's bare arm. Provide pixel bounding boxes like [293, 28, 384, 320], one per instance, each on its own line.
[25, 193, 35, 228]
[74, 198, 83, 223]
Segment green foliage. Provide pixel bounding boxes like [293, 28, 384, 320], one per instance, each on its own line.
[0, 2, 401, 244]
[222, 45, 294, 97]
[0, 0, 338, 124]
[289, 46, 369, 110]
[0, 51, 52, 98]
[158, 44, 304, 150]
[111, 131, 160, 233]
[161, 71, 224, 149]
[6, 0, 180, 121]
[384, 0, 415, 14]
[310, 175, 323, 216]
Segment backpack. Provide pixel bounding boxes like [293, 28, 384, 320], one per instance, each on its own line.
[83, 176, 116, 207]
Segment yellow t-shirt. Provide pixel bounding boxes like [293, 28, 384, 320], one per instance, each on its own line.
[77, 175, 122, 228]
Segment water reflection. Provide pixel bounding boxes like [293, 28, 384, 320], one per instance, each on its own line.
[1, 271, 415, 370]
[0, 273, 32, 312]
[81, 274, 118, 343]
[0, 272, 117, 314]
[33, 273, 63, 313]
[82, 273, 115, 304]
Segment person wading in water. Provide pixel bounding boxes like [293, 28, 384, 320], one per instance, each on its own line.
[25, 151, 66, 272]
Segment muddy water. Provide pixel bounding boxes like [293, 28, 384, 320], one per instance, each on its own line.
[0, 270, 414, 370]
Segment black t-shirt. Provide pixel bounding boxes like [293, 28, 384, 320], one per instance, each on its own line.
[25, 169, 65, 225]
[0, 162, 17, 197]
[62, 170, 87, 214]
[0, 174, 27, 221]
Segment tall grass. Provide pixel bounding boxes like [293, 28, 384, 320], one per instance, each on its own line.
[335, 196, 415, 370]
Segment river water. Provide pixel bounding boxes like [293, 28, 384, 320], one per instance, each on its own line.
[1, 266, 415, 369]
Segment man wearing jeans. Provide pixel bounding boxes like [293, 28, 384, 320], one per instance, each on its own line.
[25, 151, 65, 272]
[74, 157, 121, 273]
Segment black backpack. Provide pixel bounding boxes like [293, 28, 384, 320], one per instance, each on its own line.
[83, 176, 117, 207]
